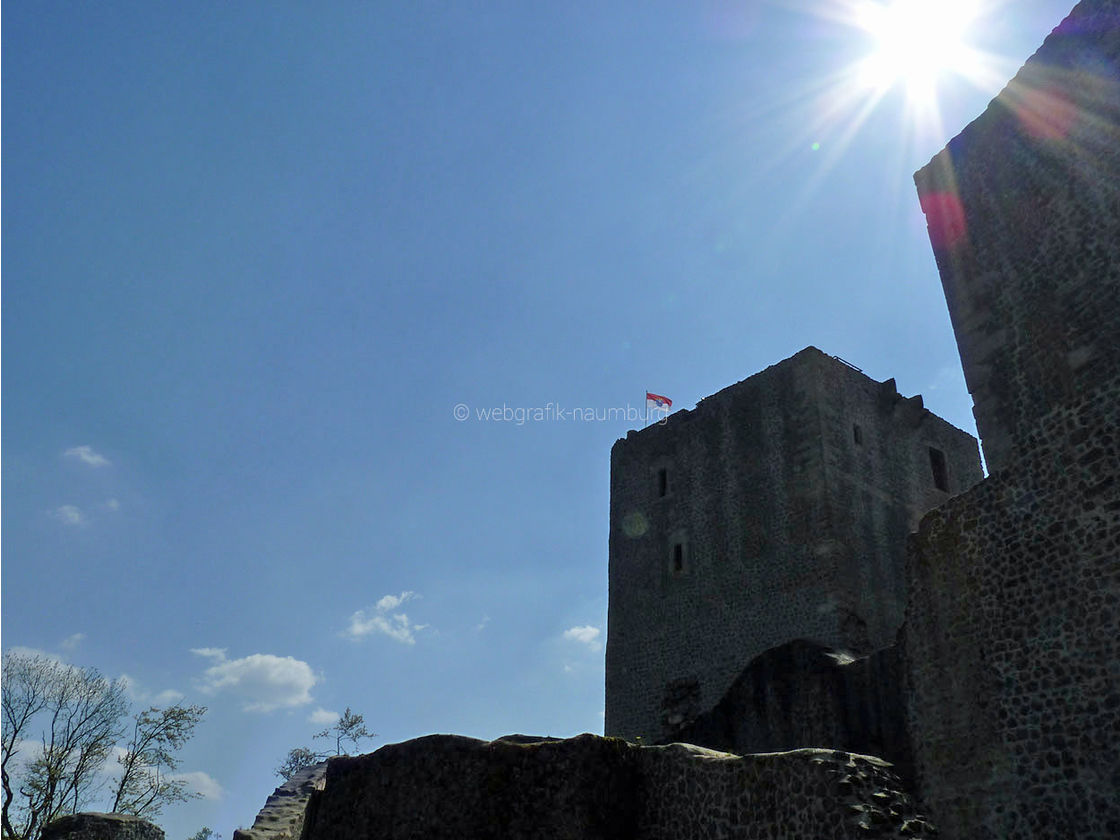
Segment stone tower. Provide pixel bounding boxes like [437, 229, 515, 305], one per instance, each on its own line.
[605, 346, 982, 741]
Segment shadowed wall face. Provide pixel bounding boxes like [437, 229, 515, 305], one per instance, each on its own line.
[904, 383, 1120, 838]
[673, 639, 913, 782]
[606, 347, 981, 741]
[914, 0, 1120, 472]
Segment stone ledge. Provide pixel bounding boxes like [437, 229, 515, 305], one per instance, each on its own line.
[271, 733, 936, 839]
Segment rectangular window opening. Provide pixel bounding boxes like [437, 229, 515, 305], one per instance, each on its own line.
[672, 543, 684, 573]
[853, 424, 863, 445]
[929, 447, 949, 491]
[658, 468, 668, 498]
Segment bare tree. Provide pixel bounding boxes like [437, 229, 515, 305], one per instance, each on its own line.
[110, 704, 207, 818]
[314, 708, 374, 757]
[275, 707, 375, 782]
[2, 654, 57, 838]
[1, 652, 128, 840]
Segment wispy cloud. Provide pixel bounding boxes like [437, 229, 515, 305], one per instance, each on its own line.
[344, 592, 427, 645]
[153, 688, 187, 704]
[190, 647, 226, 660]
[120, 673, 187, 706]
[563, 625, 602, 652]
[191, 649, 318, 712]
[63, 445, 110, 467]
[376, 592, 415, 612]
[171, 771, 223, 800]
[308, 707, 338, 726]
[60, 633, 85, 652]
[51, 505, 88, 527]
[103, 498, 121, 512]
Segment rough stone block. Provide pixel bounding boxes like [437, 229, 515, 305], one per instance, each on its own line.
[41, 813, 164, 840]
[232, 761, 328, 840]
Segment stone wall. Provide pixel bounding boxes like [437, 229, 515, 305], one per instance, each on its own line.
[41, 813, 164, 840]
[673, 638, 912, 783]
[232, 761, 327, 840]
[606, 346, 981, 741]
[904, 380, 1120, 838]
[296, 734, 936, 839]
[913, 0, 1120, 472]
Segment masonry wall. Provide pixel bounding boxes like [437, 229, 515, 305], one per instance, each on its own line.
[913, 0, 1120, 472]
[297, 734, 938, 839]
[904, 380, 1120, 838]
[606, 347, 981, 741]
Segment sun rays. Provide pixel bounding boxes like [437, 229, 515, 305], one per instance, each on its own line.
[741, 0, 1020, 230]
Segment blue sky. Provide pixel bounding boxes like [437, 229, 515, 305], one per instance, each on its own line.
[3, 1, 1075, 836]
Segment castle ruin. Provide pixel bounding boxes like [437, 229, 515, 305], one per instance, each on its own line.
[233, 2, 1118, 837]
[607, 0, 1119, 834]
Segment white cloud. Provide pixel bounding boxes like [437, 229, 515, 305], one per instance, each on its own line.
[171, 771, 223, 801]
[345, 612, 422, 644]
[308, 707, 339, 725]
[153, 689, 186, 705]
[60, 633, 85, 652]
[376, 591, 416, 612]
[190, 647, 226, 661]
[475, 615, 491, 632]
[121, 673, 185, 706]
[52, 505, 88, 527]
[118, 673, 140, 698]
[104, 498, 121, 511]
[6, 738, 46, 777]
[63, 446, 111, 467]
[563, 625, 602, 652]
[191, 649, 318, 712]
[344, 592, 427, 645]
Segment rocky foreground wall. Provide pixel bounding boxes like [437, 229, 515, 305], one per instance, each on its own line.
[233, 761, 327, 840]
[904, 380, 1120, 838]
[41, 813, 164, 840]
[280, 733, 934, 839]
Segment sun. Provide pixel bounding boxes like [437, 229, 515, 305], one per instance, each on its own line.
[854, 0, 982, 102]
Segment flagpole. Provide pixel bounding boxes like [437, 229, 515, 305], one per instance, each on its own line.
[643, 388, 648, 428]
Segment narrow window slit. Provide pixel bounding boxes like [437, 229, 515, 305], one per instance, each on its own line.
[929, 447, 949, 491]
